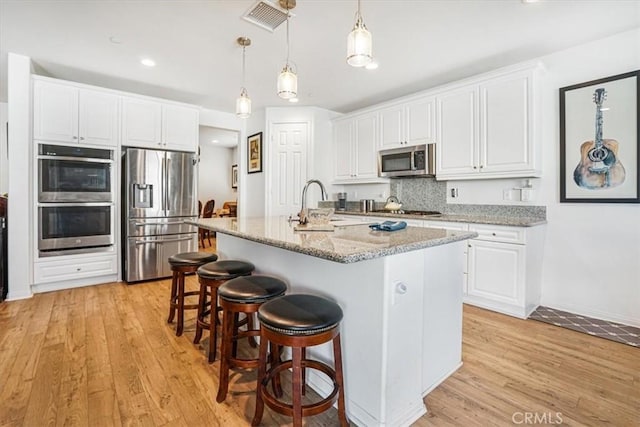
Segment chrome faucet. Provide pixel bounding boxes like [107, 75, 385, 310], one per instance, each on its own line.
[299, 179, 328, 224]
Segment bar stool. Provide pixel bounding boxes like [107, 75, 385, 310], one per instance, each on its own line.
[252, 294, 348, 427]
[216, 275, 288, 403]
[167, 251, 218, 336]
[193, 260, 255, 363]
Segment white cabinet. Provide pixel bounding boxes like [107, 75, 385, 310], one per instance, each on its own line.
[33, 254, 117, 285]
[435, 65, 541, 180]
[465, 223, 544, 318]
[435, 84, 479, 177]
[380, 96, 436, 149]
[33, 79, 119, 147]
[333, 113, 386, 183]
[122, 97, 198, 152]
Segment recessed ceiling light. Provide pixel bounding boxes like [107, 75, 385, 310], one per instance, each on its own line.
[365, 61, 379, 70]
[140, 58, 156, 67]
[109, 36, 123, 44]
[211, 139, 219, 143]
[521, 0, 540, 3]
[289, 97, 299, 103]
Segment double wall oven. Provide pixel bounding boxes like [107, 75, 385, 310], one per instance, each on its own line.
[37, 144, 115, 256]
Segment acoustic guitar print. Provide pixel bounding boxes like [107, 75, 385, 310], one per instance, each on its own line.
[573, 88, 625, 189]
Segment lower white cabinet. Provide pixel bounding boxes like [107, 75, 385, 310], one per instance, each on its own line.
[34, 254, 117, 285]
[464, 223, 544, 318]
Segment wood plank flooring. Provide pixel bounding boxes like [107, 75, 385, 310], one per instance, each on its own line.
[0, 264, 638, 426]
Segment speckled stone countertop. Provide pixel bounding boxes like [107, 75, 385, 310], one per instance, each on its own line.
[190, 217, 477, 264]
[334, 210, 547, 227]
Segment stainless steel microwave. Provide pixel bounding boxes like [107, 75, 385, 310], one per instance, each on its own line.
[378, 143, 435, 177]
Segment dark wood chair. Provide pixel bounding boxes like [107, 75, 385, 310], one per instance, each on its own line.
[219, 201, 237, 218]
[199, 200, 215, 247]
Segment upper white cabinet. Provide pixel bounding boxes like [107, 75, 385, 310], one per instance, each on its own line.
[333, 113, 385, 184]
[122, 97, 198, 152]
[379, 96, 436, 149]
[435, 65, 541, 180]
[33, 79, 118, 147]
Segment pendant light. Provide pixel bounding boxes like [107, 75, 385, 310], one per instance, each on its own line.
[236, 37, 251, 118]
[277, 0, 297, 99]
[347, 0, 373, 67]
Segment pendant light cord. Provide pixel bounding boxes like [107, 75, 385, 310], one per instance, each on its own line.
[285, 6, 291, 66]
[242, 45, 246, 90]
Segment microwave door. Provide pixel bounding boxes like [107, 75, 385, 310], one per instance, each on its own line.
[126, 148, 164, 219]
[165, 151, 198, 218]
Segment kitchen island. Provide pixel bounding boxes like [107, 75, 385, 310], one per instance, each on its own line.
[191, 217, 477, 427]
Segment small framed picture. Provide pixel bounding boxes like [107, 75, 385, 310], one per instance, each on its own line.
[247, 132, 263, 174]
[559, 70, 639, 203]
[231, 164, 238, 189]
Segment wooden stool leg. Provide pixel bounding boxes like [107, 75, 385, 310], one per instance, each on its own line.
[333, 334, 349, 427]
[193, 280, 207, 344]
[269, 343, 283, 398]
[251, 329, 269, 427]
[176, 272, 185, 336]
[208, 287, 219, 363]
[247, 314, 258, 348]
[231, 312, 240, 357]
[301, 347, 307, 396]
[291, 347, 304, 427]
[167, 271, 178, 323]
[216, 305, 234, 403]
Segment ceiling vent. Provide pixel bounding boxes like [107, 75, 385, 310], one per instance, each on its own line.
[243, 0, 294, 32]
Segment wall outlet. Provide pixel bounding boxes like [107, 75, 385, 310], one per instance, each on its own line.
[450, 188, 458, 198]
[521, 188, 533, 202]
[503, 189, 512, 201]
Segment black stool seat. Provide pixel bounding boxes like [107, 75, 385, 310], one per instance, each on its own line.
[258, 294, 343, 335]
[219, 275, 287, 303]
[169, 252, 218, 266]
[198, 260, 255, 280]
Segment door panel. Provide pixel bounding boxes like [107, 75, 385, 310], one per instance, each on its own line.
[269, 122, 308, 217]
[165, 151, 197, 217]
[125, 233, 196, 282]
[126, 148, 164, 218]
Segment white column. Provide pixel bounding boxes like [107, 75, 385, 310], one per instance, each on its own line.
[7, 53, 33, 300]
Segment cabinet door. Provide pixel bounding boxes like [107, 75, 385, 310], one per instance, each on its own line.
[78, 89, 119, 147]
[435, 85, 479, 178]
[334, 120, 354, 180]
[354, 113, 379, 178]
[33, 80, 78, 143]
[406, 96, 435, 146]
[467, 240, 524, 306]
[122, 97, 162, 148]
[479, 72, 533, 174]
[162, 105, 199, 152]
[379, 105, 404, 148]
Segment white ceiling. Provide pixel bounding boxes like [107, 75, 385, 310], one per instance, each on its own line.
[1, 0, 639, 114]
[199, 126, 239, 148]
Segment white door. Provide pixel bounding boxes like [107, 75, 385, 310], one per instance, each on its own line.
[162, 105, 199, 152]
[354, 113, 379, 178]
[467, 240, 524, 306]
[406, 96, 436, 146]
[33, 80, 78, 143]
[333, 120, 353, 181]
[79, 89, 118, 147]
[269, 122, 308, 217]
[122, 97, 162, 148]
[379, 105, 404, 148]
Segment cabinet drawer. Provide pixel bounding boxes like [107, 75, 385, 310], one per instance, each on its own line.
[424, 221, 469, 232]
[469, 224, 525, 244]
[34, 255, 117, 284]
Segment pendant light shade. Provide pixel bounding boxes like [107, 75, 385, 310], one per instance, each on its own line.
[277, 64, 297, 99]
[347, 0, 373, 67]
[235, 37, 251, 118]
[236, 87, 251, 118]
[277, 1, 297, 99]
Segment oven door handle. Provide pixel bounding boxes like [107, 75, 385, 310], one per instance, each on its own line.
[39, 202, 114, 207]
[38, 155, 113, 163]
[134, 236, 193, 245]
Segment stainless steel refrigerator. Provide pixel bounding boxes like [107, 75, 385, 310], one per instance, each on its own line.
[122, 147, 198, 282]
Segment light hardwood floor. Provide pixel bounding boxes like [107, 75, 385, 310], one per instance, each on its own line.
[0, 256, 638, 426]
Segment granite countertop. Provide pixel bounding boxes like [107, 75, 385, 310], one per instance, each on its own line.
[334, 210, 547, 227]
[189, 217, 477, 264]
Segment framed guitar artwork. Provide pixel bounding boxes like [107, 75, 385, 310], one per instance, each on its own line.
[560, 70, 639, 203]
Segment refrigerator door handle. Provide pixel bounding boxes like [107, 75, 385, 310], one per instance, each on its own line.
[160, 156, 166, 212]
[133, 221, 185, 227]
[134, 236, 193, 245]
[165, 157, 171, 211]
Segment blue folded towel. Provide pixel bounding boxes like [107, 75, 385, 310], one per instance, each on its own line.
[369, 221, 407, 232]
